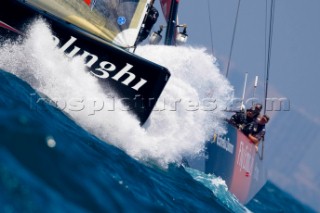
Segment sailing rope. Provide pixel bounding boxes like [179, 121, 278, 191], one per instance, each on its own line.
[207, 0, 215, 56]
[263, 0, 268, 109]
[260, 0, 276, 161]
[264, 0, 275, 115]
[225, 0, 242, 78]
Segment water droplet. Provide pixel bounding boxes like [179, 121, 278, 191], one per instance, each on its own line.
[46, 136, 56, 148]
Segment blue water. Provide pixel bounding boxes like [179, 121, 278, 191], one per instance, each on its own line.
[0, 70, 228, 212]
[247, 182, 316, 213]
[0, 70, 316, 213]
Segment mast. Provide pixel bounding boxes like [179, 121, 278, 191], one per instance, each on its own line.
[164, 0, 180, 45]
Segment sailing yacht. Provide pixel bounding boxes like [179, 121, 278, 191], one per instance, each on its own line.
[0, 0, 269, 205]
[0, 0, 171, 124]
[153, 0, 268, 204]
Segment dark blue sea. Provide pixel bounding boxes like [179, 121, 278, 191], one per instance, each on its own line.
[0, 21, 317, 213]
[0, 70, 316, 213]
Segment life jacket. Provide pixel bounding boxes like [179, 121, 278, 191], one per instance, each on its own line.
[229, 111, 246, 127]
[245, 109, 260, 124]
[242, 121, 265, 137]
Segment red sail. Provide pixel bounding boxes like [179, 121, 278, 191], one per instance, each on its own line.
[160, 0, 180, 20]
[160, 0, 172, 21]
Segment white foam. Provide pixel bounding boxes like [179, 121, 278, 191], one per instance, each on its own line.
[185, 167, 252, 213]
[0, 20, 234, 167]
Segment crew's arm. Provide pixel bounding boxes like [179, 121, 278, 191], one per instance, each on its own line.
[248, 134, 259, 144]
[248, 129, 265, 145]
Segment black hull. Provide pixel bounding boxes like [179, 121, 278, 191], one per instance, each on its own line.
[0, 0, 170, 124]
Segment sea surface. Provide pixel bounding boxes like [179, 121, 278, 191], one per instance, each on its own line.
[0, 20, 316, 213]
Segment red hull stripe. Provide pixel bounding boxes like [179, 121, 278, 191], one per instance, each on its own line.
[0, 21, 23, 35]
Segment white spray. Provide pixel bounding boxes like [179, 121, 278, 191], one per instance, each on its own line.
[0, 20, 234, 167]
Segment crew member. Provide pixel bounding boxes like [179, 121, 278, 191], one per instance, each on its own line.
[245, 103, 263, 124]
[229, 103, 263, 129]
[135, 6, 159, 44]
[229, 110, 246, 128]
[242, 114, 270, 145]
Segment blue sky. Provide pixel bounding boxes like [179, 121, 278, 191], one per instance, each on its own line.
[178, 0, 320, 116]
[154, 0, 320, 211]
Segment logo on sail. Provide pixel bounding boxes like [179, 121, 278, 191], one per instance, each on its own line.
[83, 0, 91, 6]
[117, 17, 127, 26]
[83, 0, 97, 10]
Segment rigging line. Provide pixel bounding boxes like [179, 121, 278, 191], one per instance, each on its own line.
[207, 0, 215, 55]
[263, 0, 268, 103]
[261, 0, 275, 160]
[260, 0, 269, 161]
[225, 0, 241, 78]
[264, 0, 275, 115]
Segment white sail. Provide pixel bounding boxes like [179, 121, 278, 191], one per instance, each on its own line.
[26, 0, 152, 48]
